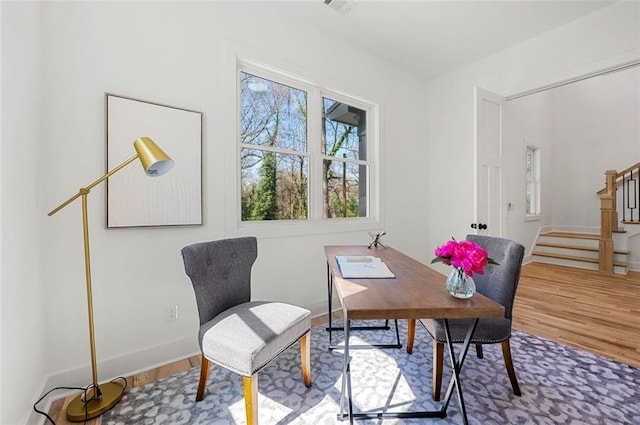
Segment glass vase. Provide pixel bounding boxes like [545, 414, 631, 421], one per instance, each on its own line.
[445, 268, 476, 299]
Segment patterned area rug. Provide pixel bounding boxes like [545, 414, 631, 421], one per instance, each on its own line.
[103, 320, 640, 424]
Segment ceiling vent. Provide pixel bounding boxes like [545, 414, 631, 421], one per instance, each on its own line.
[323, 0, 355, 14]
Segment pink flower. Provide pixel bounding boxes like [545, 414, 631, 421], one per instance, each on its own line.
[434, 240, 457, 264]
[432, 238, 497, 277]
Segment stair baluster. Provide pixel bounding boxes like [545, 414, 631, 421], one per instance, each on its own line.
[626, 168, 638, 222]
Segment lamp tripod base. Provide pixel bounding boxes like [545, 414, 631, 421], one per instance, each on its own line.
[66, 381, 125, 422]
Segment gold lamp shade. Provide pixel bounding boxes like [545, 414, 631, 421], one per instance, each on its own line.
[134, 136, 174, 176]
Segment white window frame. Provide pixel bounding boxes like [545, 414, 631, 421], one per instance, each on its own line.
[525, 142, 541, 219]
[234, 59, 380, 236]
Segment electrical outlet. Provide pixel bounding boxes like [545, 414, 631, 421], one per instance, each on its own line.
[165, 304, 179, 322]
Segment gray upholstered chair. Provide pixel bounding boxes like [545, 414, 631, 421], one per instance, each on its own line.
[181, 237, 312, 425]
[412, 234, 525, 401]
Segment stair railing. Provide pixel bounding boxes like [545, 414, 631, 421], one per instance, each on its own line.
[597, 162, 640, 272]
[619, 163, 640, 223]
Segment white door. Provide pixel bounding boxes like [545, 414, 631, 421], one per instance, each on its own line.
[474, 87, 507, 237]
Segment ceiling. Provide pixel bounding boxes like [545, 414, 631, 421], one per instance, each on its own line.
[282, 0, 616, 81]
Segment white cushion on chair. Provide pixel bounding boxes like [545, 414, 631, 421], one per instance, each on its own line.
[199, 301, 311, 376]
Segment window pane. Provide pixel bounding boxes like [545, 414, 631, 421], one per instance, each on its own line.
[323, 98, 366, 160]
[526, 182, 535, 214]
[241, 148, 308, 221]
[241, 72, 307, 152]
[525, 145, 539, 215]
[323, 159, 367, 218]
[525, 148, 533, 182]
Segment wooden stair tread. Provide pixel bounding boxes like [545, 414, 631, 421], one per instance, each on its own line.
[535, 242, 629, 255]
[540, 231, 600, 240]
[532, 251, 628, 267]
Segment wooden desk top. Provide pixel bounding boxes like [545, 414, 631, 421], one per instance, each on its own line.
[325, 245, 504, 321]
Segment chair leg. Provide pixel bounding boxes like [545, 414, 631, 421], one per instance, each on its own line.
[406, 319, 416, 354]
[501, 339, 522, 396]
[432, 341, 444, 401]
[243, 374, 259, 425]
[196, 355, 210, 402]
[300, 331, 312, 387]
[475, 343, 484, 359]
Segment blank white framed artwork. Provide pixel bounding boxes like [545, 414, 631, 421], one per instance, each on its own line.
[106, 93, 203, 227]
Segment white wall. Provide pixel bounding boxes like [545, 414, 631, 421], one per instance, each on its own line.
[503, 90, 554, 255]
[549, 67, 640, 229]
[425, 1, 640, 268]
[31, 0, 429, 413]
[1, 2, 47, 425]
[502, 66, 640, 256]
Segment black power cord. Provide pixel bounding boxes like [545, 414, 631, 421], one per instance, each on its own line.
[33, 377, 127, 425]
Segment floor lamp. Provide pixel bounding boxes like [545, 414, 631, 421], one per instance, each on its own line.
[48, 137, 174, 421]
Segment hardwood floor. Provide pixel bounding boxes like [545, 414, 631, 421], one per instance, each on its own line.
[47, 263, 639, 423]
[512, 262, 640, 368]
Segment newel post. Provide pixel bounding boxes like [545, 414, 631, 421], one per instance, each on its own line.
[599, 170, 618, 272]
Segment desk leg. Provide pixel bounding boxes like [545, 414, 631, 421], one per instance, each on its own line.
[336, 316, 459, 421]
[338, 317, 354, 424]
[406, 319, 416, 354]
[440, 318, 479, 425]
[327, 263, 333, 347]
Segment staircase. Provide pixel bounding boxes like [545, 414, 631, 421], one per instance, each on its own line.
[532, 231, 629, 274]
[531, 163, 640, 275]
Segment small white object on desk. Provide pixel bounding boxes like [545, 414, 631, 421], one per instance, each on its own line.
[336, 255, 395, 278]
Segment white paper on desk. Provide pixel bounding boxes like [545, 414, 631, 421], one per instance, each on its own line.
[336, 256, 395, 278]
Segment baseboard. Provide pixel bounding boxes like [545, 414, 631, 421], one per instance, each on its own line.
[29, 299, 333, 425]
[538, 225, 553, 235]
[29, 336, 199, 425]
[627, 260, 640, 272]
[307, 293, 340, 319]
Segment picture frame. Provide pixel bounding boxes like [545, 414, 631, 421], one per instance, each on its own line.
[106, 93, 203, 227]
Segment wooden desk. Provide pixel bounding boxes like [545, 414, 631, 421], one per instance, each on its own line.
[325, 245, 504, 424]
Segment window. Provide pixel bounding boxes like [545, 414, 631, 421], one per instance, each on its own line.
[238, 62, 376, 225]
[323, 97, 368, 219]
[525, 144, 540, 216]
[240, 72, 309, 221]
